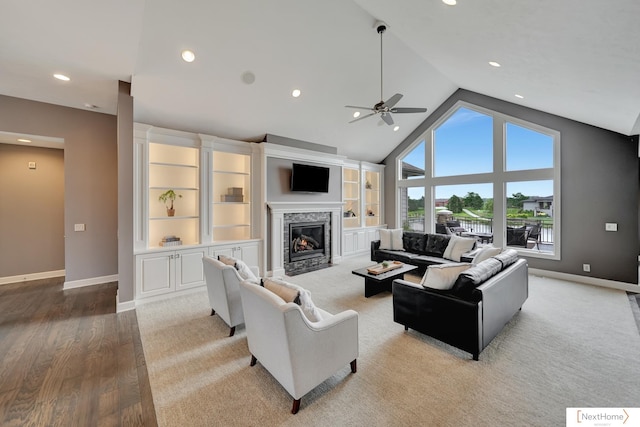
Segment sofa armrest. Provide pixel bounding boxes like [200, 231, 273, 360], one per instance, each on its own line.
[371, 240, 381, 261]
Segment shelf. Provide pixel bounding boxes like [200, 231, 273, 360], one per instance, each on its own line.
[150, 186, 198, 191]
[150, 162, 198, 169]
[150, 216, 199, 220]
[213, 202, 250, 205]
[213, 170, 250, 176]
[213, 224, 250, 229]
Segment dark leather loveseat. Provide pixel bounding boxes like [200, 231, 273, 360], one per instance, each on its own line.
[392, 251, 528, 360]
[371, 232, 471, 276]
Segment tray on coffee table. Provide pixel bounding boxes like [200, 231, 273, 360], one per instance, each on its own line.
[366, 261, 403, 275]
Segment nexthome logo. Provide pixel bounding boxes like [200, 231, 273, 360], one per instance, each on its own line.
[566, 408, 638, 426]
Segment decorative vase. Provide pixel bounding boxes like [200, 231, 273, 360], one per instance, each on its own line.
[167, 208, 175, 217]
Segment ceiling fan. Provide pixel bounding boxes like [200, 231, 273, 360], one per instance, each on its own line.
[346, 22, 427, 126]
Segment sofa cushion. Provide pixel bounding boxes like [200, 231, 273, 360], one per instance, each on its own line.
[421, 263, 472, 290]
[380, 228, 404, 251]
[375, 249, 415, 263]
[492, 249, 519, 269]
[261, 278, 323, 322]
[424, 233, 451, 257]
[472, 246, 502, 264]
[451, 258, 503, 299]
[443, 236, 476, 262]
[402, 232, 426, 254]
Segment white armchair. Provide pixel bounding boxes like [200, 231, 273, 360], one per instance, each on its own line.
[238, 280, 359, 414]
[202, 256, 259, 337]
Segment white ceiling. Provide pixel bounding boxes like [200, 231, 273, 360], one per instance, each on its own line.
[1, 0, 639, 163]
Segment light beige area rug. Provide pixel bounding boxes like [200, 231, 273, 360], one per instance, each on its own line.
[136, 255, 640, 426]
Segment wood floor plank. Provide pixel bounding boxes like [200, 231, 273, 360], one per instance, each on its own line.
[0, 278, 157, 426]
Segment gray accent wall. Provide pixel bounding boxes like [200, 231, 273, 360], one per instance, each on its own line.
[384, 89, 639, 284]
[0, 95, 118, 283]
[0, 144, 64, 276]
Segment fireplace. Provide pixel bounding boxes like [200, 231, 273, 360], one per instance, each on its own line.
[289, 221, 326, 262]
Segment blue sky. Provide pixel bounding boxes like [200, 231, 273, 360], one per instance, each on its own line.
[404, 107, 554, 200]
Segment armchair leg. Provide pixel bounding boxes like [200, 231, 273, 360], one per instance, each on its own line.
[210, 309, 215, 316]
[250, 355, 257, 366]
[404, 325, 409, 331]
[472, 353, 479, 361]
[291, 399, 301, 414]
[350, 359, 357, 373]
[229, 326, 236, 337]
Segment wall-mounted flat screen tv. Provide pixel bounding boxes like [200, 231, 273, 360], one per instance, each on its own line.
[291, 163, 330, 193]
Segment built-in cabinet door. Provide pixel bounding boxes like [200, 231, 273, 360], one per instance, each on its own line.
[175, 247, 207, 289]
[210, 241, 260, 268]
[137, 252, 174, 298]
[343, 232, 356, 255]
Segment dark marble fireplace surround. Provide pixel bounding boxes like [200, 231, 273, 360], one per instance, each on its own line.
[284, 212, 331, 275]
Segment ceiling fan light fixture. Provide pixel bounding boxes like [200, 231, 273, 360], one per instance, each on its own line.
[353, 111, 360, 118]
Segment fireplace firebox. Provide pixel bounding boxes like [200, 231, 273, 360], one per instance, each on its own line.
[289, 221, 326, 262]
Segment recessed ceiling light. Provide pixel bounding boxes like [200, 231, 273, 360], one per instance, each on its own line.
[292, 89, 301, 98]
[353, 111, 361, 118]
[442, 0, 457, 5]
[53, 73, 70, 81]
[515, 94, 524, 99]
[17, 138, 31, 143]
[489, 61, 501, 67]
[393, 126, 400, 132]
[84, 103, 98, 109]
[181, 50, 195, 62]
[241, 71, 256, 84]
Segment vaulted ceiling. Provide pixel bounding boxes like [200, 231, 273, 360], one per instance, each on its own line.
[1, 0, 638, 163]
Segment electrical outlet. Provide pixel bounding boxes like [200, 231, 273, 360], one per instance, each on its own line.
[74, 223, 86, 232]
[583, 264, 591, 272]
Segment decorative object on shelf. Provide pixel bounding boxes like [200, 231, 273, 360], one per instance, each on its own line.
[221, 187, 244, 202]
[344, 209, 356, 218]
[158, 189, 182, 217]
[365, 180, 372, 189]
[367, 209, 375, 216]
[160, 235, 182, 246]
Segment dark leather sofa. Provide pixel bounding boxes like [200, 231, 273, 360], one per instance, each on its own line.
[392, 255, 528, 360]
[371, 231, 469, 276]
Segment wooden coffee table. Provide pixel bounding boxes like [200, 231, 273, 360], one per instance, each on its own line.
[352, 263, 418, 297]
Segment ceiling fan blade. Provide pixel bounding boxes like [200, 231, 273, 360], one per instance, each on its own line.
[381, 112, 394, 126]
[390, 107, 428, 114]
[345, 105, 374, 110]
[382, 93, 403, 108]
[349, 112, 377, 123]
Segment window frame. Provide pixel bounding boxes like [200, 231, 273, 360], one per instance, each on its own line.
[396, 100, 561, 260]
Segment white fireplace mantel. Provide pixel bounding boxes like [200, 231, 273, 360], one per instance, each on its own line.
[267, 202, 344, 276]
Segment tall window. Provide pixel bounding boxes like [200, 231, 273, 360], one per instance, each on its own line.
[396, 101, 560, 259]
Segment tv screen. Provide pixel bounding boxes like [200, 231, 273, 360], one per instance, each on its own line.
[291, 163, 330, 193]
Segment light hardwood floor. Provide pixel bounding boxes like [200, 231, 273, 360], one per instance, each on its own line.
[0, 278, 156, 426]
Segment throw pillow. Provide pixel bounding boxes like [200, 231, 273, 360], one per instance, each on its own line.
[379, 228, 405, 251]
[261, 278, 323, 322]
[472, 246, 502, 264]
[421, 263, 471, 290]
[452, 258, 503, 300]
[443, 236, 476, 262]
[262, 278, 300, 304]
[218, 254, 236, 266]
[492, 249, 519, 269]
[235, 259, 259, 283]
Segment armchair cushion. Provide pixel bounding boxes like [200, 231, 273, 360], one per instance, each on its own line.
[235, 258, 259, 283]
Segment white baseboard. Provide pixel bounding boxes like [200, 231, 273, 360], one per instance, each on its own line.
[529, 268, 640, 293]
[133, 284, 207, 307]
[0, 269, 65, 286]
[63, 274, 118, 290]
[117, 300, 136, 313]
